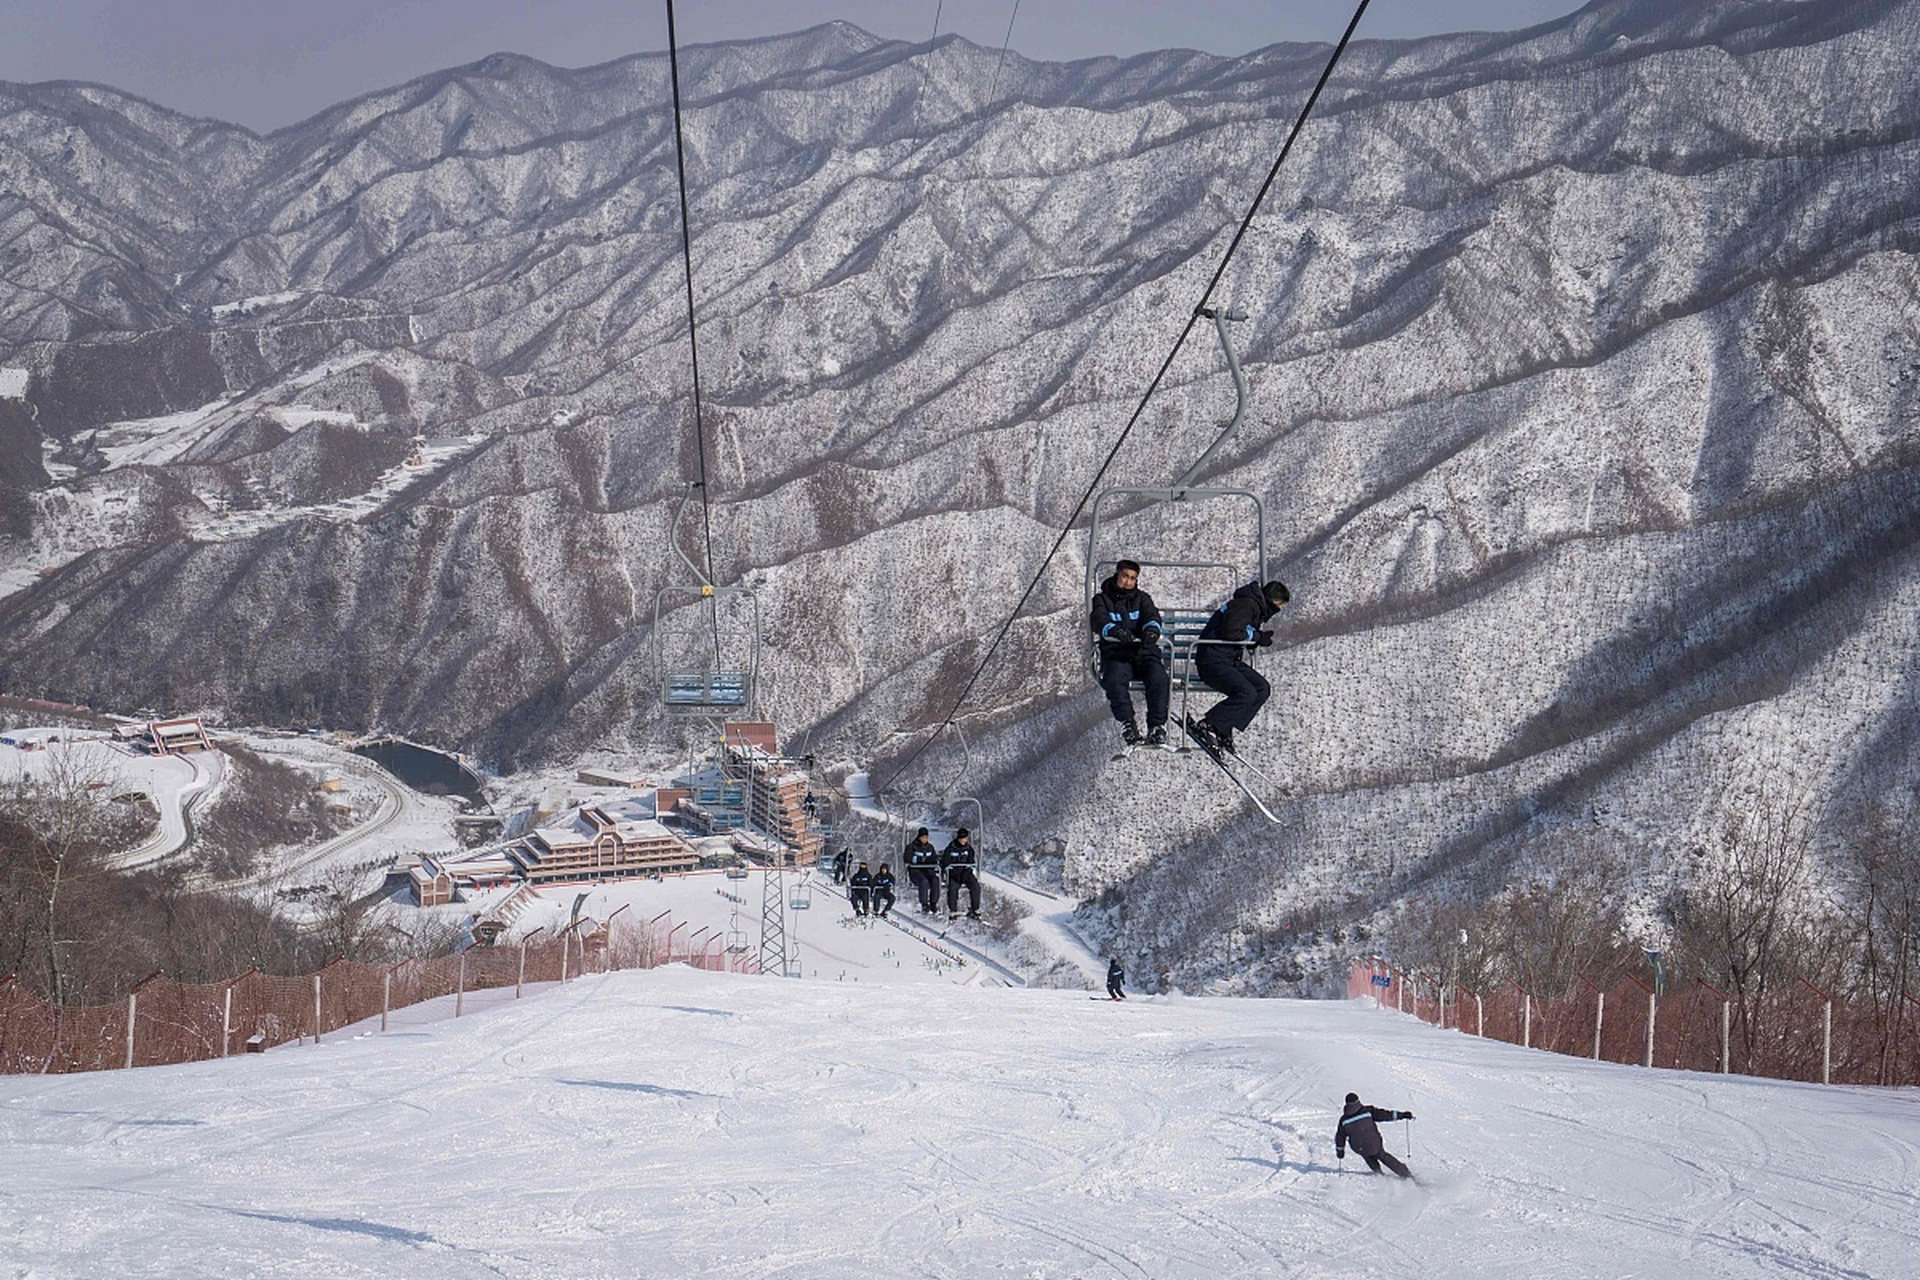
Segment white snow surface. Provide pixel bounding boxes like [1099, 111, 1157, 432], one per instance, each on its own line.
[2, 970, 1913, 1279]
[0, 367, 26, 399]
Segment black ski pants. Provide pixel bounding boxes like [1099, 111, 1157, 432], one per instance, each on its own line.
[946, 868, 981, 915]
[1107, 978, 1126, 1000]
[1100, 652, 1170, 728]
[1361, 1151, 1412, 1179]
[1196, 654, 1269, 733]
[849, 887, 870, 916]
[908, 866, 939, 912]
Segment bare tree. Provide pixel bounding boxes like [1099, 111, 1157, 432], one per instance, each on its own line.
[0, 746, 130, 1002]
[1841, 797, 1920, 1084]
[1667, 778, 1835, 1071]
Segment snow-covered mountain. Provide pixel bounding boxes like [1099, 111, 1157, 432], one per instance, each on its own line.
[2, 0, 1917, 976]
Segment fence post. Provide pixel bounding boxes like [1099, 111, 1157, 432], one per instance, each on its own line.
[1797, 977, 1833, 1085]
[1476, 992, 1484, 1038]
[124, 991, 137, 1070]
[1646, 990, 1657, 1069]
[1524, 991, 1532, 1049]
[1721, 999, 1730, 1073]
[561, 931, 571, 983]
[313, 973, 323, 1044]
[221, 984, 233, 1058]
[381, 969, 392, 1033]
[1592, 989, 1605, 1060]
[1824, 999, 1833, 1085]
[456, 952, 467, 1018]
[517, 940, 528, 997]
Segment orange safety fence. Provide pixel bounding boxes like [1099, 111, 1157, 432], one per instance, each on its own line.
[0, 912, 761, 1075]
[1347, 960, 1920, 1087]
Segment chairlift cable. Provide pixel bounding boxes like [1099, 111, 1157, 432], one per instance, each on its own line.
[987, 2, 1022, 105]
[911, 2, 946, 137]
[664, 0, 722, 660]
[875, 0, 1373, 796]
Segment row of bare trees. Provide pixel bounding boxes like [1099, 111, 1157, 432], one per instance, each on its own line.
[0, 752, 456, 1007]
[1379, 785, 1920, 1084]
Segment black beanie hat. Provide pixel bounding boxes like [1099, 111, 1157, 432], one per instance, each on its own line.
[1264, 580, 1291, 606]
[916, 827, 928, 837]
[1345, 1092, 1360, 1106]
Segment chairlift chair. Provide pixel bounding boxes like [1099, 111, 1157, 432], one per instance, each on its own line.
[653, 483, 761, 715]
[789, 877, 813, 911]
[1084, 308, 1269, 707]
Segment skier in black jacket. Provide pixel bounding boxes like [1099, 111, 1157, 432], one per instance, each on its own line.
[1106, 957, 1127, 1001]
[1188, 579, 1290, 755]
[871, 864, 896, 918]
[1334, 1092, 1415, 1178]
[1090, 560, 1172, 749]
[940, 828, 982, 920]
[903, 828, 940, 913]
[848, 862, 874, 917]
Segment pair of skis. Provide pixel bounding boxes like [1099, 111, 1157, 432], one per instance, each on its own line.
[1108, 722, 1285, 824]
[1181, 721, 1285, 824]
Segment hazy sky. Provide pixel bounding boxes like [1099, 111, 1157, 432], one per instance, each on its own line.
[0, 1, 1591, 133]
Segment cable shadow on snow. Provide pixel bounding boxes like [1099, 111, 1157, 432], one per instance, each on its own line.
[555, 1079, 720, 1100]
[229, 1210, 441, 1247]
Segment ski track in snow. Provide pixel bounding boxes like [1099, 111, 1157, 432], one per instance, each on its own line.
[1, 970, 1914, 1279]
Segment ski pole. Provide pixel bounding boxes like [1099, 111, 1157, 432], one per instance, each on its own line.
[1404, 1115, 1412, 1159]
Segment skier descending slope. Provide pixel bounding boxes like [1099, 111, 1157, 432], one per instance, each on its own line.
[1335, 1092, 1416, 1179]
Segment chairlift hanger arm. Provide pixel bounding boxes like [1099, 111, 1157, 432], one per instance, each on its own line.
[1173, 308, 1250, 496]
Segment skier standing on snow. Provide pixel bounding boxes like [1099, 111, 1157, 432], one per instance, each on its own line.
[1106, 956, 1127, 1001]
[1187, 579, 1290, 755]
[903, 827, 940, 914]
[941, 827, 982, 920]
[871, 863, 896, 918]
[1334, 1092, 1415, 1179]
[1090, 559, 1172, 750]
[848, 861, 874, 917]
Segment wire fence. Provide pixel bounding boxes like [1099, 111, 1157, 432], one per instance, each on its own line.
[1348, 959, 1920, 1087]
[1, 914, 757, 1075]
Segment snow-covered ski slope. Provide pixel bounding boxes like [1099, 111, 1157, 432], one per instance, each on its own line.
[3, 970, 1913, 1279]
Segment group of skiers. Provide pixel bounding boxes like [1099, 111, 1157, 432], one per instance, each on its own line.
[1091, 559, 1290, 755]
[830, 826, 983, 921]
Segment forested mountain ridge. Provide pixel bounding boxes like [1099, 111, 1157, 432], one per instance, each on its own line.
[2, 0, 1916, 985]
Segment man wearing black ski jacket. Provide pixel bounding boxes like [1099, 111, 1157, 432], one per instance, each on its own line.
[871, 864, 896, 918]
[1334, 1092, 1414, 1178]
[940, 828, 982, 919]
[903, 828, 940, 913]
[848, 862, 874, 917]
[1089, 560, 1171, 749]
[1190, 579, 1289, 754]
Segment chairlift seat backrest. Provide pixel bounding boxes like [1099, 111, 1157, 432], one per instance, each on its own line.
[663, 670, 751, 710]
[1089, 606, 1214, 693]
